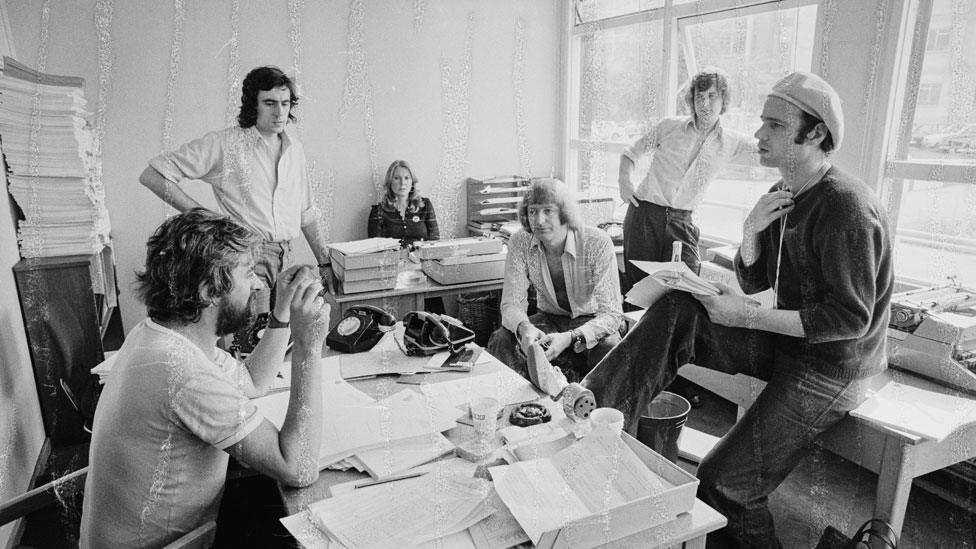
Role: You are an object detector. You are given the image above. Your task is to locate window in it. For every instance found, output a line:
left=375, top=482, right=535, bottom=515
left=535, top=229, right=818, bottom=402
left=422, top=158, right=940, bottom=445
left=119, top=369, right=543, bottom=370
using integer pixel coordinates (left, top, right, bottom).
left=916, top=82, right=942, bottom=106
left=565, top=0, right=818, bottom=243
left=925, top=26, right=951, bottom=51
left=884, top=0, right=976, bottom=287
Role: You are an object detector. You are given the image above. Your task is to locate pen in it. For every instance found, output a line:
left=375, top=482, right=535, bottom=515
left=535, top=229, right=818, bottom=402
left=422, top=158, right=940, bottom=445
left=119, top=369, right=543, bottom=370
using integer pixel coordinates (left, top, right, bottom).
left=353, top=471, right=425, bottom=489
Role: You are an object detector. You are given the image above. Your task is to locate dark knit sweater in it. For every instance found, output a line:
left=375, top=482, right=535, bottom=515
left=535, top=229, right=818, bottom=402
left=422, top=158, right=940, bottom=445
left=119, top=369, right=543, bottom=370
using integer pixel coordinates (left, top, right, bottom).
left=734, top=166, right=893, bottom=380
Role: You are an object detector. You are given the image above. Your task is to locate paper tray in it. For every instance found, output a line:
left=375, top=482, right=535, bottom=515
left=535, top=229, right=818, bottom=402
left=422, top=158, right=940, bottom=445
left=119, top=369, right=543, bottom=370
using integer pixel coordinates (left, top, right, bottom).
left=423, top=257, right=505, bottom=284
left=413, top=237, right=504, bottom=260
left=536, top=432, right=699, bottom=549
left=331, top=247, right=405, bottom=270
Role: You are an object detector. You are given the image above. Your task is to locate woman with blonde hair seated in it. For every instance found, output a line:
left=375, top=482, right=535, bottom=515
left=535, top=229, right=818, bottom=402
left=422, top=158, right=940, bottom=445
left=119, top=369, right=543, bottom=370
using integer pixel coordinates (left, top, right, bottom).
left=367, top=160, right=439, bottom=248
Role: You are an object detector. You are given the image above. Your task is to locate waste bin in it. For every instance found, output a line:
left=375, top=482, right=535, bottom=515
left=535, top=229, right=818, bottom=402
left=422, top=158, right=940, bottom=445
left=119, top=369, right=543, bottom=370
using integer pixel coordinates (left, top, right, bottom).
left=636, top=391, right=691, bottom=463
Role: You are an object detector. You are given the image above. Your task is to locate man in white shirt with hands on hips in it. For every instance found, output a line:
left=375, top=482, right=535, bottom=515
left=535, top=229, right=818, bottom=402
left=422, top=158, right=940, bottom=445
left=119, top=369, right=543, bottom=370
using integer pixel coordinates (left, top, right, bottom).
left=139, top=66, right=331, bottom=352
left=619, top=68, right=756, bottom=293
left=80, top=209, right=331, bottom=548
left=582, top=72, right=893, bottom=547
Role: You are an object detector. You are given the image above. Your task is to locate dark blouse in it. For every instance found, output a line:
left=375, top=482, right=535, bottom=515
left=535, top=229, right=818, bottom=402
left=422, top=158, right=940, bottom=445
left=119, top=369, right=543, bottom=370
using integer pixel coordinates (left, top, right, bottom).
left=367, top=197, right=440, bottom=248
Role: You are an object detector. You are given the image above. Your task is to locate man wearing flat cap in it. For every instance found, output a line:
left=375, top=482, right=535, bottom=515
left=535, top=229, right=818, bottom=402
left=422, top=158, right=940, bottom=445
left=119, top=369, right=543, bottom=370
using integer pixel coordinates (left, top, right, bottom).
left=577, top=72, right=893, bottom=547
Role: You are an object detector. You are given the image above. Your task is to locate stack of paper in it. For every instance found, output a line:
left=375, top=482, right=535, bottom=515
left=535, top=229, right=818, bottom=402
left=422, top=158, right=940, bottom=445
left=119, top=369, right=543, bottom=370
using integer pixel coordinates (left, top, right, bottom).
left=330, top=237, right=406, bottom=293
left=1, top=56, right=110, bottom=257
left=308, top=473, right=494, bottom=549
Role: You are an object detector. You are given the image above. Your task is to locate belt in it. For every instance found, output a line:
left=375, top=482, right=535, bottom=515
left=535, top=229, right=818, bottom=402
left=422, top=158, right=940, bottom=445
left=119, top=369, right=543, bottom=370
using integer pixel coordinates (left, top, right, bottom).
left=630, top=197, right=692, bottom=217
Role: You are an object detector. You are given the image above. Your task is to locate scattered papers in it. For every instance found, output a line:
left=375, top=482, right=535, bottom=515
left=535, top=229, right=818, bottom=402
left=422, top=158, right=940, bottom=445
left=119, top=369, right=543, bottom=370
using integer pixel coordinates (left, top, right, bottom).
left=328, top=457, right=478, bottom=497
left=850, top=381, right=976, bottom=442
left=308, top=473, right=494, bottom=549
left=632, top=260, right=720, bottom=296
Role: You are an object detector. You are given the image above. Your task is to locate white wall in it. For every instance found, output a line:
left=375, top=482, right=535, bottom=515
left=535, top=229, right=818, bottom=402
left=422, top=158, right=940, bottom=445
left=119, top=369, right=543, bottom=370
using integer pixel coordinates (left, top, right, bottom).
left=4, top=0, right=562, bottom=333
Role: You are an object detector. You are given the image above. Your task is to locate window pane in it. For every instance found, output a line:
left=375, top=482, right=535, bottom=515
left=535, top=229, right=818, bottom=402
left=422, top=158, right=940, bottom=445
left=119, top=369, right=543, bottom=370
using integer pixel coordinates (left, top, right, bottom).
left=575, top=0, right=664, bottom=24
left=889, top=179, right=976, bottom=287
left=907, top=0, right=976, bottom=162
left=577, top=20, right=663, bottom=142
left=675, top=3, right=818, bottom=242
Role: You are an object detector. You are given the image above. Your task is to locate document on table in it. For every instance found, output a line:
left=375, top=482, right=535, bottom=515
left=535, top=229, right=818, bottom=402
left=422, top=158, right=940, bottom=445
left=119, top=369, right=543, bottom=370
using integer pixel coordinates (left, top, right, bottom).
left=850, top=381, right=976, bottom=441
left=308, top=474, right=495, bottom=549
left=631, top=260, right=720, bottom=296
left=253, top=380, right=462, bottom=468
left=354, top=432, right=455, bottom=479
left=489, top=434, right=673, bottom=545
left=420, top=369, right=540, bottom=409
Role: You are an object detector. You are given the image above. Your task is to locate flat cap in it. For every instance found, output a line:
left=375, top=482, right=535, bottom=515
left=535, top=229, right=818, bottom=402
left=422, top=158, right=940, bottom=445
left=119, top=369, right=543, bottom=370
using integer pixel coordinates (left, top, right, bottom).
left=768, top=71, right=844, bottom=151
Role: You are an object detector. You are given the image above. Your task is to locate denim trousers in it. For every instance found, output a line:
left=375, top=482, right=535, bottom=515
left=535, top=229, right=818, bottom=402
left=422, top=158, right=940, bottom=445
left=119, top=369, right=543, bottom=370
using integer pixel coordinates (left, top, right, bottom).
left=623, top=199, right=701, bottom=290
left=486, top=312, right=621, bottom=383
left=581, top=292, right=868, bottom=548
left=252, top=240, right=293, bottom=313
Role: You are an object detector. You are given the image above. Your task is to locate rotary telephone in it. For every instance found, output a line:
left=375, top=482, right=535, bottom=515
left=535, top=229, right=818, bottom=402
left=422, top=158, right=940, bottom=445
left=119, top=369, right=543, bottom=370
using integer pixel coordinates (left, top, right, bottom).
left=326, top=305, right=397, bottom=353
left=401, top=311, right=476, bottom=356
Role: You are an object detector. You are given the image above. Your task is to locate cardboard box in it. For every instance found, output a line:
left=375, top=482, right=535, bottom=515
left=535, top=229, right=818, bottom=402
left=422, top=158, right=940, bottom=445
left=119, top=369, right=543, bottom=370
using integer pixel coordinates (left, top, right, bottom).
left=333, top=261, right=401, bottom=283
left=336, top=277, right=397, bottom=294
left=422, top=252, right=506, bottom=285
left=413, top=237, right=504, bottom=260
left=534, top=433, right=699, bottom=549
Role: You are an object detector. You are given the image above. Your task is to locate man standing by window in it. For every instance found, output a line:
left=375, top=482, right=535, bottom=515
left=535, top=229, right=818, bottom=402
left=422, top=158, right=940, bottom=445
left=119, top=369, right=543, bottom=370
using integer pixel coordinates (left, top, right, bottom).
left=619, top=69, right=756, bottom=289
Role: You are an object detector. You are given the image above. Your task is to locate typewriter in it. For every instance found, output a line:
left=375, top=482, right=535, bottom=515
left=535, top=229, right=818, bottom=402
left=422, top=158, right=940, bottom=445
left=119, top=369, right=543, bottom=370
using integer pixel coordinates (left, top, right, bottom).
left=887, top=285, right=976, bottom=393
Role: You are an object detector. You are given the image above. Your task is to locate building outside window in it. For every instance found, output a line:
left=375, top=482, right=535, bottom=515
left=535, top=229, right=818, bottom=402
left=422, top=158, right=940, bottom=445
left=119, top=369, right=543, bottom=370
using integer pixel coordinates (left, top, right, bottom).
left=885, top=0, right=976, bottom=288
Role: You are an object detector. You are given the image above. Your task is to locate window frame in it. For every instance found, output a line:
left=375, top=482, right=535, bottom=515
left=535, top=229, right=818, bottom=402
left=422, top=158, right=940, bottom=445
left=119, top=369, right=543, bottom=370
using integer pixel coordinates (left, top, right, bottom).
left=562, top=0, right=819, bottom=235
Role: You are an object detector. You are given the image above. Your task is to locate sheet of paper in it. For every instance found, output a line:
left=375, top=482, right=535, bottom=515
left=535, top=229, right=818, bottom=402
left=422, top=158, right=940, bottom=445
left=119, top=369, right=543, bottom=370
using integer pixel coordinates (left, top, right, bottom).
left=330, top=237, right=401, bottom=255
left=488, top=461, right=590, bottom=545
left=335, top=351, right=428, bottom=380
left=420, top=369, right=539, bottom=409
left=467, top=489, right=531, bottom=549
left=850, top=381, right=976, bottom=441
left=318, top=389, right=463, bottom=467
left=281, top=510, right=478, bottom=549
left=328, top=456, right=478, bottom=497
left=354, top=432, right=455, bottom=479
left=253, top=373, right=375, bottom=430
left=310, top=474, right=494, bottom=549
left=631, top=260, right=720, bottom=296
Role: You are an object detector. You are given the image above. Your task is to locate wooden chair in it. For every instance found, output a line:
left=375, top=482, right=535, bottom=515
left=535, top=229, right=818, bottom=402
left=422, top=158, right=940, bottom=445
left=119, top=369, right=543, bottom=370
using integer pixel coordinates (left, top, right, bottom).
left=0, top=466, right=217, bottom=549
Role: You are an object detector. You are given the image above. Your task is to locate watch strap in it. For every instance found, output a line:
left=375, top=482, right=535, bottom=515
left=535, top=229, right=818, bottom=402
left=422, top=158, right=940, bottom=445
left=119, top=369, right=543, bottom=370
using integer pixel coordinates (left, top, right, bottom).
left=267, top=310, right=290, bottom=329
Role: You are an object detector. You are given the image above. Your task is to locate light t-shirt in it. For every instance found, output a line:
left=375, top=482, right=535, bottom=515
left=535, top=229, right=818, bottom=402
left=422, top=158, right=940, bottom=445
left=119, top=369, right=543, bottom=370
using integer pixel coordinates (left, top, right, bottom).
left=80, top=319, right=263, bottom=549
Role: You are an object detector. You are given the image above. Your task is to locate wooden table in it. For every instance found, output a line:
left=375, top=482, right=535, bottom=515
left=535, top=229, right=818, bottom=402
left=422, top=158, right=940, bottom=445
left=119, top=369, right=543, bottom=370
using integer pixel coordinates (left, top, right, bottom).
left=274, top=351, right=727, bottom=548
left=677, top=363, right=976, bottom=539
left=324, top=277, right=503, bottom=329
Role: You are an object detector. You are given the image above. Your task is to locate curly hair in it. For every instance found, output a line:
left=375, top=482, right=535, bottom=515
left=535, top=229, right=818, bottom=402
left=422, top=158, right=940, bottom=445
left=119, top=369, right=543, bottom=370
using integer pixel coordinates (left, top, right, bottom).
left=517, top=177, right=582, bottom=233
left=682, top=69, right=730, bottom=118
left=136, top=209, right=258, bottom=324
left=237, top=66, right=299, bottom=128
left=381, top=160, right=423, bottom=212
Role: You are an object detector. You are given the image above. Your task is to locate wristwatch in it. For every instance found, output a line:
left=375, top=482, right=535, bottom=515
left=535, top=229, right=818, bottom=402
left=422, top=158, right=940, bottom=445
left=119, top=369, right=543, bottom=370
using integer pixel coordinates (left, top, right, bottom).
left=570, top=329, right=586, bottom=353
left=267, top=310, right=289, bottom=329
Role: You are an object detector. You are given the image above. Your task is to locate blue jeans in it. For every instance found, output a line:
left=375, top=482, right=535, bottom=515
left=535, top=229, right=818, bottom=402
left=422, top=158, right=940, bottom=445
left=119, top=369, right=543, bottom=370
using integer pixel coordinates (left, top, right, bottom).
left=486, top=312, right=621, bottom=383
left=252, top=240, right=293, bottom=313
left=623, top=199, right=701, bottom=290
left=581, top=292, right=868, bottom=548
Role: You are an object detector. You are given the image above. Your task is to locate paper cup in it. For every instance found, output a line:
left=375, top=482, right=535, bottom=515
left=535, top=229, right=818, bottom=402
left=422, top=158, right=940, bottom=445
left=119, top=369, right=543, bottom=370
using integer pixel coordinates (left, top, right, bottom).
left=470, top=397, right=501, bottom=442
left=589, top=407, right=624, bottom=435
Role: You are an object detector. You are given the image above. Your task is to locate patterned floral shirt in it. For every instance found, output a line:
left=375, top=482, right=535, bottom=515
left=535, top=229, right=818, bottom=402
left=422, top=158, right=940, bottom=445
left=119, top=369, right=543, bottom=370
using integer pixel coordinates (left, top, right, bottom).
left=500, top=225, right=623, bottom=347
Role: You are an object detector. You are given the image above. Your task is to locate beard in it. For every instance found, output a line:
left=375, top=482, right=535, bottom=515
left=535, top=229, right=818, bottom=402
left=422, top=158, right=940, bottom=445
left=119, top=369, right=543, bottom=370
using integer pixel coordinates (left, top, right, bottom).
left=215, top=292, right=256, bottom=337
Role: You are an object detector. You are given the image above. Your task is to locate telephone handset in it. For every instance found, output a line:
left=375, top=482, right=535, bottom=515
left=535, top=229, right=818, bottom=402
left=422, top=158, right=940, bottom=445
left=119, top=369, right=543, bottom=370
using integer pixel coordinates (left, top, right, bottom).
left=402, top=311, right=476, bottom=356
left=326, top=304, right=397, bottom=353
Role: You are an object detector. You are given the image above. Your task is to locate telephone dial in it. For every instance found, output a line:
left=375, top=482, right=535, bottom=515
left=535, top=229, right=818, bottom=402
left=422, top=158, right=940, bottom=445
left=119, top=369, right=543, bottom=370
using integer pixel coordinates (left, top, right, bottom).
left=402, top=311, right=476, bottom=356
left=326, top=305, right=397, bottom=353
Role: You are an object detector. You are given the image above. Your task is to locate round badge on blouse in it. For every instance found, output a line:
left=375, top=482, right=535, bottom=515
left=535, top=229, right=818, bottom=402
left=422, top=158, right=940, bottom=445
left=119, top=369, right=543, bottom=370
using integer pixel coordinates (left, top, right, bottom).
left=412, top=215, right=420, bottom=223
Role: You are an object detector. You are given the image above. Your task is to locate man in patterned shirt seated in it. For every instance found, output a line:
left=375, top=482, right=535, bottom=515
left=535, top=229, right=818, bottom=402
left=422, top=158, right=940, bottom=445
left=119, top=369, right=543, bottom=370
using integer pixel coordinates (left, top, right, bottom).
left=486, top=178, right=623, bottom=383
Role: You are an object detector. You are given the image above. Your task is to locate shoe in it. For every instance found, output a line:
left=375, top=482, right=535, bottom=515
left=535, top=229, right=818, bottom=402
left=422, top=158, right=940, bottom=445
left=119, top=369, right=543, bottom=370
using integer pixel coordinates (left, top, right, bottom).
left=525, top=343, right=568, bottom=397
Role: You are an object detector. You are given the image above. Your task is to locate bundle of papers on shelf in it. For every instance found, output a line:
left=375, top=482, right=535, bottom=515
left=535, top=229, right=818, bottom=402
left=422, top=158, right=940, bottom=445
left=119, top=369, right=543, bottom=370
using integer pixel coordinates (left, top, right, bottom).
left=0, top=56, right=110, bottom=258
